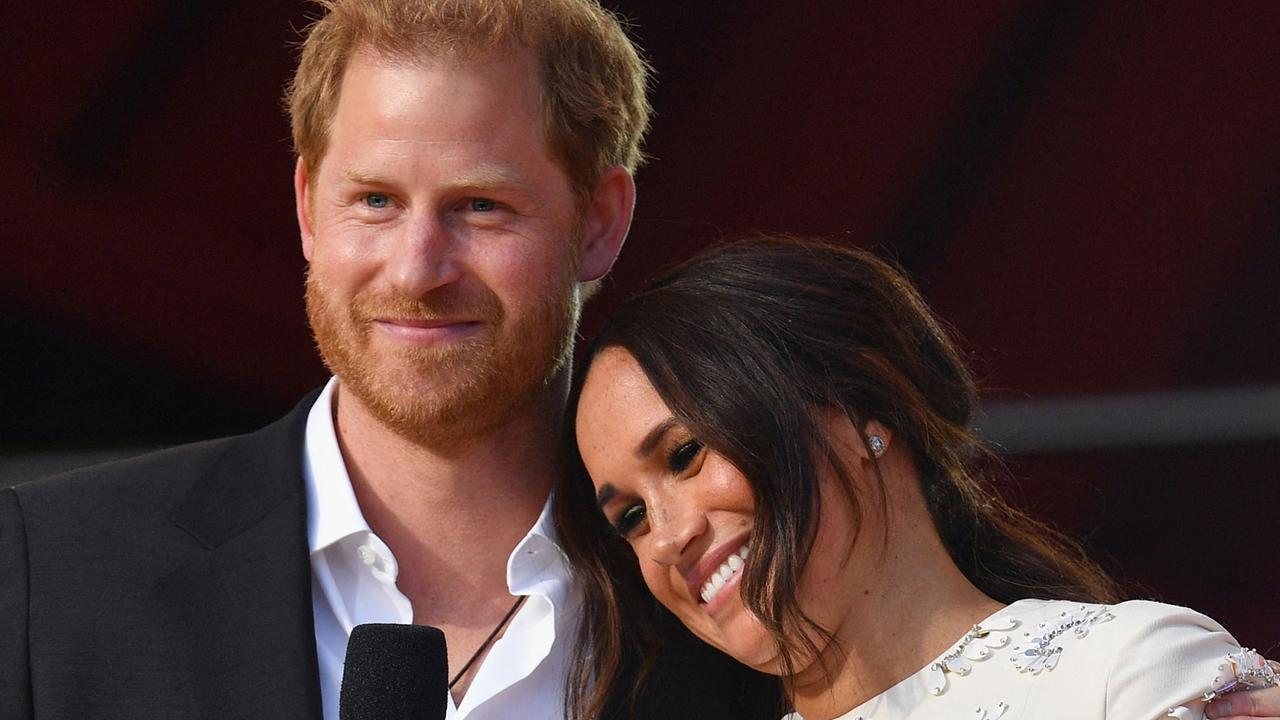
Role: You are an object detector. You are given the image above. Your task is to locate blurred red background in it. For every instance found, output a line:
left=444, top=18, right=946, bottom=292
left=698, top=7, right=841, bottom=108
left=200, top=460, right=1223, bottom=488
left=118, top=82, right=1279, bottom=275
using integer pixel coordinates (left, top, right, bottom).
left=2, top=1, right=1277, bottom=650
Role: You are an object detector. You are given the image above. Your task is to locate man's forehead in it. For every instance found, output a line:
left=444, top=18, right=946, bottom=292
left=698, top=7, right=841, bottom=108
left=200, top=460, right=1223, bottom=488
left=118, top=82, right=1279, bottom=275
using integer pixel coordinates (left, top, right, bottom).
left=330, top=44, right=547, bottom=132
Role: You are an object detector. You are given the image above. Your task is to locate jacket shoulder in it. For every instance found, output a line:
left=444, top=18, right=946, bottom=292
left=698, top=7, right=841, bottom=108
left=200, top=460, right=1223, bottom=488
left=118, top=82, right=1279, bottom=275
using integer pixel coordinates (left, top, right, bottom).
left=14, top=436, right=240, bottom=506
left=9, top=389, right=318, bottom=536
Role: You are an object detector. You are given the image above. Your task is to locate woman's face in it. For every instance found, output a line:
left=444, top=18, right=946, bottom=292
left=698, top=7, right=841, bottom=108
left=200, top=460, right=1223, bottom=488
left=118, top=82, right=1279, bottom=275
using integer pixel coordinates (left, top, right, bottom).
left=575, top=347, right=868, bottom=673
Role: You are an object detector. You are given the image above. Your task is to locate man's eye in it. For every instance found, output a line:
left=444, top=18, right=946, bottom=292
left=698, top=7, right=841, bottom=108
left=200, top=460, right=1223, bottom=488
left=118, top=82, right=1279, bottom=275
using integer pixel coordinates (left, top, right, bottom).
left=470, top=198, right=496, bottom=212
left=364, top=193, right=391, bottom=209
left=612, top=504, right=647, bottom=538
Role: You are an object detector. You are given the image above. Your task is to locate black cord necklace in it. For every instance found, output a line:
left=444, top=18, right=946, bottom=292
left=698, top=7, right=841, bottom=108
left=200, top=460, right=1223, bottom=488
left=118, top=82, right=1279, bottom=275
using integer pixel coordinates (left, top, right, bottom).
left=448, top=595, right=527, bottom=690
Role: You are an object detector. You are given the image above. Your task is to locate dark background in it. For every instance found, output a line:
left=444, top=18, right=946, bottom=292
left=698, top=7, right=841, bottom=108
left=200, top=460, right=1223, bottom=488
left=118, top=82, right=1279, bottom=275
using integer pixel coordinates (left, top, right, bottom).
left=3, top=2, right=1277, bottom=650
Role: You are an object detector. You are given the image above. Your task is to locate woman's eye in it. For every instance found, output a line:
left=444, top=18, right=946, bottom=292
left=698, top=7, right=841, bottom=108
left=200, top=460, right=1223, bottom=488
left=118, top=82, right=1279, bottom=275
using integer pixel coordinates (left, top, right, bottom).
left=363, top=193, right=391, bottom=209
left=668, top=439, right=704, bottom=473
left=469, top=198, right=496, bottom=212
left=612, top=503, right=647, bottom=537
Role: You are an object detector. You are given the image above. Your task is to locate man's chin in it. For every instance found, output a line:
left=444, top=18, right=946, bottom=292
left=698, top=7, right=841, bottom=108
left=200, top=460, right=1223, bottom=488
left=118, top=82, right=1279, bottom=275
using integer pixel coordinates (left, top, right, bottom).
left=314, top=291, right=577, bottom=448
left=337, top=363, right=490, bottom=437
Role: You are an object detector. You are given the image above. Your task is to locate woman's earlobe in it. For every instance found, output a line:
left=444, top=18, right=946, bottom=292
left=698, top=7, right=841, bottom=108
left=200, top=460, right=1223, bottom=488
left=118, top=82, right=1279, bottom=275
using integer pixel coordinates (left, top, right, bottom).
left=861, top=420, right=893, bottom=459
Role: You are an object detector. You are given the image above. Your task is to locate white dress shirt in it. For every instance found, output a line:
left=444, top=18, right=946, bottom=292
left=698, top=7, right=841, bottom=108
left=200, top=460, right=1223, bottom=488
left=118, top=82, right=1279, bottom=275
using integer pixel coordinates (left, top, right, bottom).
left=303, top=378, right=577, bottom=720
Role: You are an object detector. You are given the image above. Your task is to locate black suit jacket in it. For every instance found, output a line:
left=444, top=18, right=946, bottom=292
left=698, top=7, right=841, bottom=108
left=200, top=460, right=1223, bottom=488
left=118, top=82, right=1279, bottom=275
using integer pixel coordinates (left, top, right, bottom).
left=0, top=393, right=782, bottom=720
left=1, top=394, right=322, bottom=719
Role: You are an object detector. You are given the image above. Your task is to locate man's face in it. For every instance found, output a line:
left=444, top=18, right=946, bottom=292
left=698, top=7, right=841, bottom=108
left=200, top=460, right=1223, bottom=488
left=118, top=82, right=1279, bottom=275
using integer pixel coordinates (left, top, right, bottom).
left=297, top=48, right=603, bottom=446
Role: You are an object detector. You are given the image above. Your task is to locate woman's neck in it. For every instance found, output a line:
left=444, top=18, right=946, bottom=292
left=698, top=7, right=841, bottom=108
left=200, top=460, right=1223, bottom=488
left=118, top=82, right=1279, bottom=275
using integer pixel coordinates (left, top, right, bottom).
left=786, top=503, right=1004, bottom=720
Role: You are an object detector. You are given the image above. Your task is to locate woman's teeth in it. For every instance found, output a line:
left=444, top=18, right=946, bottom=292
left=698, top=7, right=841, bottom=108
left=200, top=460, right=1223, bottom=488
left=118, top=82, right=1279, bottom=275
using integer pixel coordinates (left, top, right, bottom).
left=700, top=543, right=750, bottom=604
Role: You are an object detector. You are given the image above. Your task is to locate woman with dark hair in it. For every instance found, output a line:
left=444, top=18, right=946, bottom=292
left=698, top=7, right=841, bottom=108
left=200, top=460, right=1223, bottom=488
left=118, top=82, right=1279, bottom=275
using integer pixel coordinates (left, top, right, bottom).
left=553, top=236, right=1278, bottom=720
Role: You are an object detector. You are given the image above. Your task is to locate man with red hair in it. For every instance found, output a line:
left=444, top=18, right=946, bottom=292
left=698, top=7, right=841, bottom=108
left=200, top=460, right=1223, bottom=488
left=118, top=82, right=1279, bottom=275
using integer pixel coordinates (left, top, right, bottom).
left=0, top=2, right=773, bottom=718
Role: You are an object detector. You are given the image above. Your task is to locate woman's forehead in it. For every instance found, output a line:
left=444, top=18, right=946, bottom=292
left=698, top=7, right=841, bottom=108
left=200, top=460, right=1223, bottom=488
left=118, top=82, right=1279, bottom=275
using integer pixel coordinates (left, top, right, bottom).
left=580, top=349, right=649, bottom=410
left=576, top=349, right=671, bottom=452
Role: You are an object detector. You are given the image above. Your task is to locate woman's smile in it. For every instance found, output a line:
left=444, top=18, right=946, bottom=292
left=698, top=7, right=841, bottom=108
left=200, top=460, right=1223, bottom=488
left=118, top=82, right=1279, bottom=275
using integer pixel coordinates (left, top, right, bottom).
left=693, top=538, right=750, bottom=610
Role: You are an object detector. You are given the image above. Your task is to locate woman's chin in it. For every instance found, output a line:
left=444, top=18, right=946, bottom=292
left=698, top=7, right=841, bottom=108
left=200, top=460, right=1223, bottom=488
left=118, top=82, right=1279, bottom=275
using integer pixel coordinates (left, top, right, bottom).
left=693, top=599, right=786, bottom=675
left=727, top=636, right=786, bottom=676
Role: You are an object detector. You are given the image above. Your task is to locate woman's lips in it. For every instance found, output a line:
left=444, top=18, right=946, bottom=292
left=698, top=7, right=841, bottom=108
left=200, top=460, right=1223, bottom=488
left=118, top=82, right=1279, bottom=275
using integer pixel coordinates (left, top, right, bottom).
left=685, top=533, right=751, bottom=614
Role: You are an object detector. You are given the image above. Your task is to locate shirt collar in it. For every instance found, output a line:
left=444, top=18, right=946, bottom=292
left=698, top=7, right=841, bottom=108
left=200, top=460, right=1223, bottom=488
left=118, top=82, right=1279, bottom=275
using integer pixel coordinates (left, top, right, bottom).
left=304, top=376, right=573, bottom=594
left=507, top=492, right=573, bottom=597
left=304, top=377, right=371, bottom=554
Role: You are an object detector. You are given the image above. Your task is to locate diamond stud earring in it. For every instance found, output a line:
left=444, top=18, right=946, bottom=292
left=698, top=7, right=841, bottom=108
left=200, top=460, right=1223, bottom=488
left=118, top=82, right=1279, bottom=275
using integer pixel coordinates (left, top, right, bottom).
left=868, top=435, right=886, bottom=458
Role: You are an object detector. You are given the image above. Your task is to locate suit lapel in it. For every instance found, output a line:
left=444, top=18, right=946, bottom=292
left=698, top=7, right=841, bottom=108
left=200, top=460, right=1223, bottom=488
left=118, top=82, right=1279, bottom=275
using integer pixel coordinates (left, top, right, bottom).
left=157, top=392, right=323, bottom=720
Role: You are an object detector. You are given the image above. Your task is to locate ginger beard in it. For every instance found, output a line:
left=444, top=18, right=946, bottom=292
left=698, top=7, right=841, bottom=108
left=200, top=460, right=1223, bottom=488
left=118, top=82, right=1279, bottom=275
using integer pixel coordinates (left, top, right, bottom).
left=304, top=250, right=582, bottom=449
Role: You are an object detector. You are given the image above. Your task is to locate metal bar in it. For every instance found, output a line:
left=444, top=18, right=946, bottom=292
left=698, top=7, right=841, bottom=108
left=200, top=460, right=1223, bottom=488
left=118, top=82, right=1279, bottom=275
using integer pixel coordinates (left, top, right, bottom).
left=973, top=385, right=1280, bottom=453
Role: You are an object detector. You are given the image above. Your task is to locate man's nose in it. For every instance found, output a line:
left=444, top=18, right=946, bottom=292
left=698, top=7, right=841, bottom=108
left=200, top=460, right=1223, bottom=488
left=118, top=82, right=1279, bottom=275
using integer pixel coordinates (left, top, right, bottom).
left=648, top=494, right=707, bottom=567
left=387, top=215, right=463, bottom=298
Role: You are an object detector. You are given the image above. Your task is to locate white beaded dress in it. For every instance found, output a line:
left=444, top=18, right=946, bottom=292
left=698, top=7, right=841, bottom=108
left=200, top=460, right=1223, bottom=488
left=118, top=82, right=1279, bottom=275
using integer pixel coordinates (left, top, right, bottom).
left=782, top=599, right=1274, bottom=720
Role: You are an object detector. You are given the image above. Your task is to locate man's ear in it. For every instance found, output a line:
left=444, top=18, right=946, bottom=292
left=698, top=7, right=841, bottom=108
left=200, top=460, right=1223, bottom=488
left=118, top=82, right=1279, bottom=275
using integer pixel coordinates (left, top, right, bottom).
left=577, top=165, right=636, bottom=282
left=294, top=158, right=316, bottom=261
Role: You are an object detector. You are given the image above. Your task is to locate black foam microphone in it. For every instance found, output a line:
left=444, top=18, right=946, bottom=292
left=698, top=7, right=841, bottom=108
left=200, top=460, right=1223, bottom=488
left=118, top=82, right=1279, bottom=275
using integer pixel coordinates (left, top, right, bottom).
left=340, top=623, right=449, bottom=720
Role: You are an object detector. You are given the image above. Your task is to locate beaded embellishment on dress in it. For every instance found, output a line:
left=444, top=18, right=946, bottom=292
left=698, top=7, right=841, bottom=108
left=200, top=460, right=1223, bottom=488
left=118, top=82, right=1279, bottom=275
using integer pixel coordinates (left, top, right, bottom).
left=1009, top=605, right=1115, bottom=675
left=926, top=616, right=1021, bottom=695
left=972, top=701, right=1010, bottom=719
left=1166, top=648, right=1280, bottom=719
left=787, top=601, right=1259, bottom=720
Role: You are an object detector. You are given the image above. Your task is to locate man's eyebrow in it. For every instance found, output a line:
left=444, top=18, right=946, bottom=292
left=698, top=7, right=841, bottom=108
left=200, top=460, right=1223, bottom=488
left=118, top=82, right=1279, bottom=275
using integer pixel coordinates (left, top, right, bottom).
left=339, top=166, right=530, bottom=192
left=341, top=168, right=389, bottom=185
left=450, top=166, right=526, bottom=190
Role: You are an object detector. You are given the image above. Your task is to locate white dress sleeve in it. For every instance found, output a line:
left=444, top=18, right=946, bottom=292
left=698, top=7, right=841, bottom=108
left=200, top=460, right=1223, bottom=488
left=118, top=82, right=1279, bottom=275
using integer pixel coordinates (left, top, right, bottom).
left=1102, top=600, right=1269, bottom=720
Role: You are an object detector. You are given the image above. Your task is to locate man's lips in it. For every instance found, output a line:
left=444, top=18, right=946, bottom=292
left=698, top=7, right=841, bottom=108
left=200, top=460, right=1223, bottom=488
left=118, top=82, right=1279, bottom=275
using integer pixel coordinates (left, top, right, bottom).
left=372, top=318, right=483, bottom=344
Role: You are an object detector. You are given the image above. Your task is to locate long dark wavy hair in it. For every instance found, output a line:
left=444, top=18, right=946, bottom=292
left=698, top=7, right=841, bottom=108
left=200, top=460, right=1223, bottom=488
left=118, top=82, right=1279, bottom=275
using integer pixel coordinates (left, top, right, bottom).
left=553, top=236, right=1121, bottom=720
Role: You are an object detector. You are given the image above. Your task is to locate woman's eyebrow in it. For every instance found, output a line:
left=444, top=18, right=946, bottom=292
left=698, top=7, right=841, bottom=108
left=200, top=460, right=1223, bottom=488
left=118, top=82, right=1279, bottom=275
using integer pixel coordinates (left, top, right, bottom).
left=636, top=416, right=679, bottom=458
left=594, top=417, right=682, bottom=509
left=596, top=484, right=617, bottom=509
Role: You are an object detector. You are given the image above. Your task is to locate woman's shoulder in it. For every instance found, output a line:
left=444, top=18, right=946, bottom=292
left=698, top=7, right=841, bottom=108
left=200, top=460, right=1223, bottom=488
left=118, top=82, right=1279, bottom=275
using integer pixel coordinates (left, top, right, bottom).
left=989, top=598, right=1227, bottom=654
left=1000, top=598, right=1238, bottom=680
left=785, top=599, right=1272, bottom=720
left=998, top=598, right=1234, bottom=654
left=1003, top=597, right=1223, bottom=627
left=1002, top=598, right=1266, bottom=719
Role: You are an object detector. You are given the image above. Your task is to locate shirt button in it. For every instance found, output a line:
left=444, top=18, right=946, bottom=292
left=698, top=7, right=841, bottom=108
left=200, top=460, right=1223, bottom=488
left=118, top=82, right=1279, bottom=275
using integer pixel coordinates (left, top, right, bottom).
left=356, top=541, right=398, bottom=583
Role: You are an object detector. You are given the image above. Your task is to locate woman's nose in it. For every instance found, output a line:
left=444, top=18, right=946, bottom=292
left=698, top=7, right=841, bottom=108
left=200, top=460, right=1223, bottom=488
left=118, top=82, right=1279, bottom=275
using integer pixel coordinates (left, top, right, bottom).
left=648, top=494, right=707, bottom=566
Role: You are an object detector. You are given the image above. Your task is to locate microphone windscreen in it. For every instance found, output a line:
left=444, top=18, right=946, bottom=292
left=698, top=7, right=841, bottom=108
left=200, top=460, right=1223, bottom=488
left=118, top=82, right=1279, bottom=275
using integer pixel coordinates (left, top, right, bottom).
left=340, top=623, right=449, bottom=720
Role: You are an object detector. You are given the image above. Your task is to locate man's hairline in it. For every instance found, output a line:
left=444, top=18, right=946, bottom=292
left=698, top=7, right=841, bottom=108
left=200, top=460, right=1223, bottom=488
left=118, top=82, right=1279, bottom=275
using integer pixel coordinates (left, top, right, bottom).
left=299, top=41, right=600, bottom=210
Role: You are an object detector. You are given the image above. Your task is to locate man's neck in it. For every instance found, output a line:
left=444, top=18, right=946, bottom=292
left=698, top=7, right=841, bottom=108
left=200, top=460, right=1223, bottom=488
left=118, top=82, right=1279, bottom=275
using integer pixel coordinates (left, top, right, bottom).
left=330, top=379, right=561, bottom=620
